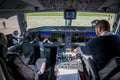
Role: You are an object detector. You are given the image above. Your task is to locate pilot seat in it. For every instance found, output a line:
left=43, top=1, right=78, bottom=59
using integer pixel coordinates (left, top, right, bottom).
left=88, top=57, right=120, bottom=80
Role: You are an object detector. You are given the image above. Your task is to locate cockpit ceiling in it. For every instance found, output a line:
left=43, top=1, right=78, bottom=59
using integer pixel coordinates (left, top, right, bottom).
left=0, top=0, right=120, bottom=12
left=39, top=0, right=107, bottom=11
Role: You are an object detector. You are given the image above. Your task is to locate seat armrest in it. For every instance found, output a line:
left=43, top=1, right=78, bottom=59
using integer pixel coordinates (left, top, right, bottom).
left=88, top=58, right=99, bottom=80
left=35, top=58, right=46, bottom=72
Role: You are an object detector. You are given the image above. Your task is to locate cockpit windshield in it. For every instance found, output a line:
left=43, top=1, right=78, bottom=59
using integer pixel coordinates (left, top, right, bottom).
left=26, top=12, right=115, bottom=29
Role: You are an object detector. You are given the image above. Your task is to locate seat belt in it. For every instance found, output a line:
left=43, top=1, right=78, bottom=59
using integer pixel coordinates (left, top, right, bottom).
left=0, top=65, right=6, bottom=80
left=115, top=18, right=120, bottom=34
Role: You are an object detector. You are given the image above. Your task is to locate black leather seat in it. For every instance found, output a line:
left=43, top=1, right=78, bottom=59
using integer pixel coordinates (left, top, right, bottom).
left=0, top=33, right=15, bottom=80
left=88, top=58, right=99, bottom=80
left=98, top=57, right=120, bottom=80
left=0, top=32, right=51, bottom=80
left=88, top=57, right=120, bottom=80
left=0, top=57, right=15, bottom=80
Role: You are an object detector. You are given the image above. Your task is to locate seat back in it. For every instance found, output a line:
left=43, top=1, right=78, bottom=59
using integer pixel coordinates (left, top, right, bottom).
left=98, top=57, right=120, bottom=80
left=0, top=64, right=5, bottom=80
left=7, top=54, right=35, bottom=80
left=88, top=57, right=120, bottom=80
left=0, top=58, right=15, bottom=80
left=0, top=33, right=8, bottom=59
left=0, top=33, right=15, bottom=80
left=0, top=32, right=35, bottom=80
left=0, top=33, right=7, bottom=47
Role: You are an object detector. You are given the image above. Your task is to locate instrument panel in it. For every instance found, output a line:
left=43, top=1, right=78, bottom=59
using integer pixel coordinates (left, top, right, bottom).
left=26, top=26, right=96, bottom=55
left=28, top=26, right=96, bottom=43
left=27, top=28, right=96, bottom=43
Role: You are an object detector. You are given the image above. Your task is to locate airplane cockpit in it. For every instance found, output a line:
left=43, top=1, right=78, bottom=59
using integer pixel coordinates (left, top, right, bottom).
left=0, top=0, right=120, bottom=80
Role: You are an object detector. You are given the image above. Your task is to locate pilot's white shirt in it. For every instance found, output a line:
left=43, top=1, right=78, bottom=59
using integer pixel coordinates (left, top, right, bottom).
left=100, top=31, right=114, bottom=36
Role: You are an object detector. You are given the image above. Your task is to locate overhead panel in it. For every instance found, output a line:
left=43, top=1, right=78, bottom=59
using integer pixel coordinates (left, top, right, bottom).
left=22, top=0, right=44, bottom=10
left=98, top=0, right=120, bottom=12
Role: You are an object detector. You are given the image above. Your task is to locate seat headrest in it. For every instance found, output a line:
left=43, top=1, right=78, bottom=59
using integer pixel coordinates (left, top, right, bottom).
left=0, top=33, right=8, bottom=59
left=0, top=33, right=7, bottom=47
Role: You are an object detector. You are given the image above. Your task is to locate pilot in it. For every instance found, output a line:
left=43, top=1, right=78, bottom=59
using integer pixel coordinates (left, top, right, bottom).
left=12, top=30, right=23, bottom=44
left=12, top=30, right=19, bottom=44
left=75, top=20, right=120, bottom=71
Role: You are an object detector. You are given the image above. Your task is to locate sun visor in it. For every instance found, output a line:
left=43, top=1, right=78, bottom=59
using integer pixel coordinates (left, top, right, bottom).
left=98, top=0, right=120, bottom=12
left=21, top=0, right=44, bottom=10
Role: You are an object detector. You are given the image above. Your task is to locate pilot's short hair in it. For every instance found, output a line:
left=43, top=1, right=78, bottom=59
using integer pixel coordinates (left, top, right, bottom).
left=96, top=20, right=110, bottom=31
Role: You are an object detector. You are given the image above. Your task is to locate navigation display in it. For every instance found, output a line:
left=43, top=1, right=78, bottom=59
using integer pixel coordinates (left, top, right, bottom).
left=72, top=33, right=96, bottom=43
left=85, top=33, right=96, bottom=42
left=72, top=33, right=85, bottom=42
left=40, top=32, right=51, bottom=41
left=51, top=33, right=65, bottom=43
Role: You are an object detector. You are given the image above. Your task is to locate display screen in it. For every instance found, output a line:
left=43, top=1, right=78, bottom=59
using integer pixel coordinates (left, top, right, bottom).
left=72, top=33, right=96, bottom=43
left=72, top=33, right=85, bottom=42
left=51, top=33, right=65, bottom=43
left=64, top=9, right=76, bottom=19
left=40, top=32, right=51, bottom=41
left=85, top=33, right=96, bottom=42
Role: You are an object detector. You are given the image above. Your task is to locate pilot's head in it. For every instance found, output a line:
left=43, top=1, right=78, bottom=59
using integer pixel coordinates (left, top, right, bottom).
left=13, top=30, right=19, bottom=36
left=95, top=20, right=110, bottom=36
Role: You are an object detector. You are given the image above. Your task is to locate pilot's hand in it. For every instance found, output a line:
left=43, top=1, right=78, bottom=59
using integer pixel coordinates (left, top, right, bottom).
left=73, top=49, right=79, bottom=56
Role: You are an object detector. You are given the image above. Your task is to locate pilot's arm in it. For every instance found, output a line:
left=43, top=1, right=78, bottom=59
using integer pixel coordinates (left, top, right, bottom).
left=43, top=38, right=51, bottom=43
left=74, top=46, right=93, bottom=59
left=74, top=39, right=94, bottom=59
left=74, top=37, right=97, bottom=56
